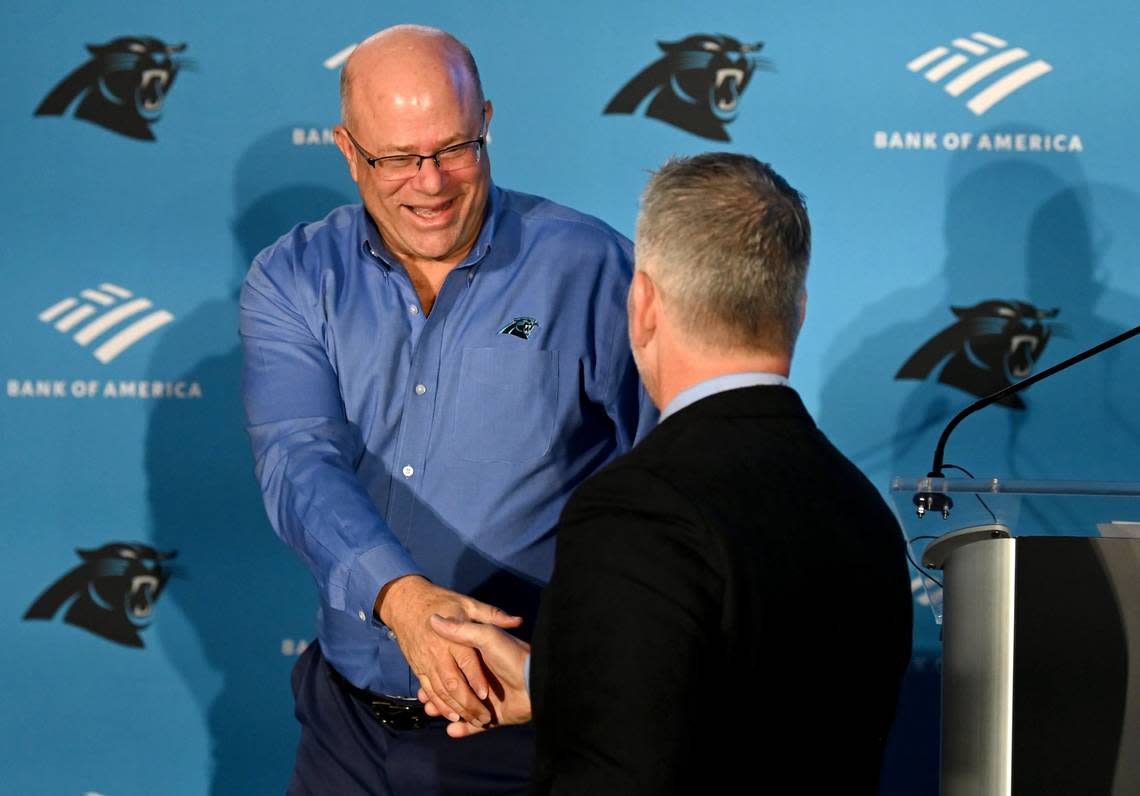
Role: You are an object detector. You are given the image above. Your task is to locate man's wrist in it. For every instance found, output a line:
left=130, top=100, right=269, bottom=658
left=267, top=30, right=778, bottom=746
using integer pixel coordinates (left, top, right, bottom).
left=374, top=573, right=428, bottom=627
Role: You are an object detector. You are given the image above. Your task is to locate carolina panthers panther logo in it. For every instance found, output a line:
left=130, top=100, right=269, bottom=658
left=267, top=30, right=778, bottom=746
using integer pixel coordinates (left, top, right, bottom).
left=24, top=542, right=177, bottom=647
left=896, top=300, right=1061, bottom=409
left=34, top=36, right=190, bottom=141
left=499, top=317, right=540, bottom=340
left=604, top=34, right=771, bottom=141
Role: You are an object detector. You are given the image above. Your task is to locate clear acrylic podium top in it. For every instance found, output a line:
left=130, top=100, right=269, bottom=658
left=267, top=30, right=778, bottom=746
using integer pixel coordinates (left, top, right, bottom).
left=890, top=477, right=1140, bottom=623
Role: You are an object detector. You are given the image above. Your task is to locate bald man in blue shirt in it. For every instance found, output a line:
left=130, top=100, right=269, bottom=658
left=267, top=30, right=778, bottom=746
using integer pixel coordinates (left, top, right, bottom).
left=239, top=24, right=654, bottom=796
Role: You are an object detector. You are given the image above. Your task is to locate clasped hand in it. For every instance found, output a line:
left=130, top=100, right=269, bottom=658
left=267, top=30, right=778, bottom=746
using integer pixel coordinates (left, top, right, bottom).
left=376, top=575, right=523, bottom=729
left=422, top=613, right=533, bottom=737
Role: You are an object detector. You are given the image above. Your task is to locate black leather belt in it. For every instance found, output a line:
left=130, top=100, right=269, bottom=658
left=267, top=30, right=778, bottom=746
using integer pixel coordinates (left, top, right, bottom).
left=328, top=665, right=444, bottom=731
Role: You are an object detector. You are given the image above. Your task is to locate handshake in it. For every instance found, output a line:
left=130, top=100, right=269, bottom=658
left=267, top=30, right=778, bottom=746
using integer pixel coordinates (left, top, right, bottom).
left=418, top=614, right=533, bottom=738
left=378, top=575, right=533, bottom=738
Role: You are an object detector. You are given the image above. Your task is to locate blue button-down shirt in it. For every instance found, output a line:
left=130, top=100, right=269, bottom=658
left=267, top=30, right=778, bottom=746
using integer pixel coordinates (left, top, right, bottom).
left=240, top=185, right=656, bottom=696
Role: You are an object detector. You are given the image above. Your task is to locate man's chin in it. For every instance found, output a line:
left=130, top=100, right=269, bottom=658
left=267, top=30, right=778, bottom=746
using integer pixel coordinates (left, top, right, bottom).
left=395, top=231, right=468, bottom=264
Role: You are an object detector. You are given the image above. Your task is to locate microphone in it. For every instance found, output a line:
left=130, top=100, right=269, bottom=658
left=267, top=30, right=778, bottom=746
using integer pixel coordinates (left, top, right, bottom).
left=913, top=321, right=1140, bottom=518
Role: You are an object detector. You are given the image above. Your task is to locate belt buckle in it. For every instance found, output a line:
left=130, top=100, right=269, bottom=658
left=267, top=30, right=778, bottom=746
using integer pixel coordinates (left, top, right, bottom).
left=369, top=699, right=424, bottom=731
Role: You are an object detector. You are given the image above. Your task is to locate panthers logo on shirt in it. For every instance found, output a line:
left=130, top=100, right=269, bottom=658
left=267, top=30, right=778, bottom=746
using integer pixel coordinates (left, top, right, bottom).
left=499, top=317, right=540, bottom=340
left=34, top=36, right=191, bottom=141
left=604, top=34, right=771, bottom=141
left=896, top=299, right=1061, bottom=409
left=24, top=542, right=177, bottom=647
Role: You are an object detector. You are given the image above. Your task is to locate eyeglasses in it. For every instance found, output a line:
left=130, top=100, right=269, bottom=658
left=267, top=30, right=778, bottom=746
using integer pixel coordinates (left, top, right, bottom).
left=342, top=115, right=486, bottom=181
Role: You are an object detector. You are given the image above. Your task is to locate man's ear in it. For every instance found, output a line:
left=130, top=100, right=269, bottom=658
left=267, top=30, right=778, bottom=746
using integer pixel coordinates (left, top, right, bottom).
left=483, top=99, right=494, bottom=134
left=628, top=269, right=657, bottom=349
left=333, top=125, right=361, bottom=183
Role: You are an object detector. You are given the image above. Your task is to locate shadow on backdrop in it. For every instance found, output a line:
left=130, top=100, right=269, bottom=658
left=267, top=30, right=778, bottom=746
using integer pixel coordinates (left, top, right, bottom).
left=146, top=127, right=353, bottom=794
left=817, top=130, right=1140, bottom=795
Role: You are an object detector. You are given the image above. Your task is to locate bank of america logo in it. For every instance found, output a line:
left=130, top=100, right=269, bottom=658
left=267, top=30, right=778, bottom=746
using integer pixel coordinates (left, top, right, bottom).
left=38, top=283, right=174, bottom=363
left=323, top=44, right=355, bottom=69
left=907, top=32, right=1052, bottom=115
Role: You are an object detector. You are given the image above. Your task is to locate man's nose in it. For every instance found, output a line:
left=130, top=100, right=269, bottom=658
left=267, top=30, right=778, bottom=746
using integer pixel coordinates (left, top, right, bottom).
left=410, top=156, right=446, bottom=193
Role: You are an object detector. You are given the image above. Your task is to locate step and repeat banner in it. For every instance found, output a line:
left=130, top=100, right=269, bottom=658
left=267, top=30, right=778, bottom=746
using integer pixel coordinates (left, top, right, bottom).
left=3, top=3, right=1139, bottom=794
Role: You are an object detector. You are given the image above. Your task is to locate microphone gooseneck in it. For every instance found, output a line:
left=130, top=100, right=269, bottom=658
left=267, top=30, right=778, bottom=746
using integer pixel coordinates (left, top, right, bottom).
left=914, top=322, right=1140, bottom=518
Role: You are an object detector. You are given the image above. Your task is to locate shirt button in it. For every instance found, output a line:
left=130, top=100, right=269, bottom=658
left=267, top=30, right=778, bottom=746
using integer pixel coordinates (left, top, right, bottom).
left=357, top=610, right=367, bottom=622
left=408, top=305, right=419, bottom=315
left=387, top=629, right=397, bottom=641
left=415, top=384, right=427, bottom=395
left=402, top=465, right=414, bottom=477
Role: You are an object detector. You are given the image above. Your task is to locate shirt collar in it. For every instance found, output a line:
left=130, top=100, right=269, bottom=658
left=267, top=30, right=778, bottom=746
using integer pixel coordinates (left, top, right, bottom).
left=659, top=372, right=789, bottom=423
left=360, top=183, right=501, bottom=271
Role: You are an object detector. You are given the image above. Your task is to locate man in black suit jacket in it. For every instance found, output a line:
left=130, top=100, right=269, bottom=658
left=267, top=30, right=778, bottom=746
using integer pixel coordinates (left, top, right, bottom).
left=427, top=153, right=913, bottom=794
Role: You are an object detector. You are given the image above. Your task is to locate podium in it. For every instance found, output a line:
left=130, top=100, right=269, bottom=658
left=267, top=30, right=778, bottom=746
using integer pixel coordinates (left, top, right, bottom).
left=892, top=478, right=1140, bottom=796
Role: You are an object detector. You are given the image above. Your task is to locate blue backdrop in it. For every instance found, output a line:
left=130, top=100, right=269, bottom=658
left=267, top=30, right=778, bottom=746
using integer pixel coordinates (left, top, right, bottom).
left=4, top=3, right=1139, bottom=793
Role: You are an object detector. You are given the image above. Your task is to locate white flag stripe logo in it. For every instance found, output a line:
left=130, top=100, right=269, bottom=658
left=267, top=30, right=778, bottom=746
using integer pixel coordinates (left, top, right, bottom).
left=100, top=283, right=133, bottom=299
left=952, top=38, right=989, bottom=56
left=94, top=311, right=174, bottom=364
left=74, top=298, right=152, bottom=345
left=38, top=284, right=175, bottom=363
left=324, top=44, right=356, bottom=70
left=925, top=54, right=968, bottom=82
left=80, top=289, right=115, bottom=305
left=56, top=305, right=97, bottom=332
left=967, top=61, right=1053, bottom=116
left=972, top=32, right=1008, bottom=48
left=945, top=49, right=1029, bottom=96
left=907, top=47, right=948, bottom=72
left=39, top=298, right=78, bottom=322
left=908, top=32, right=1052, bottom=115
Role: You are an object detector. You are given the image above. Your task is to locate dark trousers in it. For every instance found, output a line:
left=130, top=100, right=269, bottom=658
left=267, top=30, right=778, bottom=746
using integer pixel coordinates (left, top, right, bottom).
left=288, top=641, right=536, bottom=796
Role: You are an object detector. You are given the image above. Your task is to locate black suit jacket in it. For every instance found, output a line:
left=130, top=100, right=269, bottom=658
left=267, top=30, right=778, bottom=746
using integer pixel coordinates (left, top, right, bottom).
left=530, top=386, right=912, bottom=795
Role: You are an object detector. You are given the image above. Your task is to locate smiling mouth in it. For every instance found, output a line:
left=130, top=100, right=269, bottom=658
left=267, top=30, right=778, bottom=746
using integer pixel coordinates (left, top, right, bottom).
left=406, top=199, right=454, bottom=219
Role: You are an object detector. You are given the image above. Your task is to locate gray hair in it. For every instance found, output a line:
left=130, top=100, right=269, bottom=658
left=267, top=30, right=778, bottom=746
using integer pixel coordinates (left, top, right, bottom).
left=636, top=152, right=811, bottom=355
left=340, top=26, right=484, bottom=126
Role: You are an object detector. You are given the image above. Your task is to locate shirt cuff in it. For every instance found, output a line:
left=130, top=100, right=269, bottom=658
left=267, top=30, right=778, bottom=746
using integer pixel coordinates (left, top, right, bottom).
left=524, top=652, right=532, bottom=694
left=344, top=542, right=422, bottom=626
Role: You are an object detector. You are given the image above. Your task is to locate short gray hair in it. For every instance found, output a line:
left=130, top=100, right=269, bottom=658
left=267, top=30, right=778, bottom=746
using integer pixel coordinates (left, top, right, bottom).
left=636, top=152, right=811, bottom=355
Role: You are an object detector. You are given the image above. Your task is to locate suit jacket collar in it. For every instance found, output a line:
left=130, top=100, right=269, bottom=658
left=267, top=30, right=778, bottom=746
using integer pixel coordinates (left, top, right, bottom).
left=658, top=384, right=814, bottom=427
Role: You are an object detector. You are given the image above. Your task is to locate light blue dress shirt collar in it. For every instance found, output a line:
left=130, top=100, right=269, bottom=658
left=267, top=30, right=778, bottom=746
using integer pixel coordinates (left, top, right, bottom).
left=659, top=372, right=789, bottom=423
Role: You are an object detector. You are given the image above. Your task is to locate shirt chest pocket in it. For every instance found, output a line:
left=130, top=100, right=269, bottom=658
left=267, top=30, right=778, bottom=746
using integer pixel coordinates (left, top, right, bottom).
left=449, top=346, right=558, bottom=463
